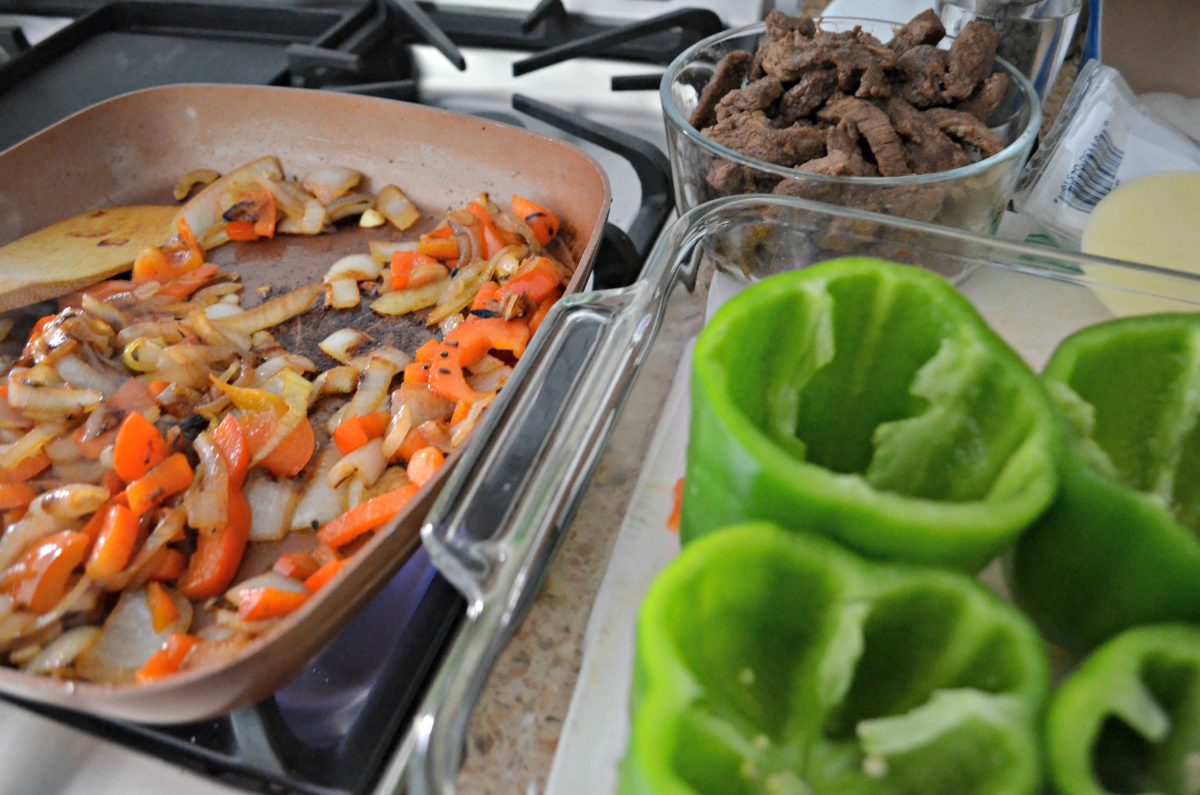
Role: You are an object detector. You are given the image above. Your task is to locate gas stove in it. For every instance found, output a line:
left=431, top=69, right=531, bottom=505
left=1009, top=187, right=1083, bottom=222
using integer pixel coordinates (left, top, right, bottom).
left=0, top=1, right=761, bottom=794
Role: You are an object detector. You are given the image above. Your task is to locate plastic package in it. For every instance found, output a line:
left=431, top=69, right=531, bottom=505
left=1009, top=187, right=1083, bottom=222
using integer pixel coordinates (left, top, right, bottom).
left=1014, top=60, right=1200, bottom=247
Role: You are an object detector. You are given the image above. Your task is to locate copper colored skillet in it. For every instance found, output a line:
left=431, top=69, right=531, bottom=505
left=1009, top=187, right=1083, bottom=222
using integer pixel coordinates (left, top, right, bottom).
left=0, top=84, right=610, bottom=723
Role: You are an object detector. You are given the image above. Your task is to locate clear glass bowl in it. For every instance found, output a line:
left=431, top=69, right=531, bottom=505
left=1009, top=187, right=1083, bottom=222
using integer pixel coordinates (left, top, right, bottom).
left=660, top=17, right=1042, bottom=234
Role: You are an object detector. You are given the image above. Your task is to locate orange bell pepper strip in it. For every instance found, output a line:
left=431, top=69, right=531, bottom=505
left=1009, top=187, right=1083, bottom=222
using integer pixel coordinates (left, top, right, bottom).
left=667, top=477, right=684, bottom=533
left=529, top=288, right=563, bottom=334
left=225, top=221, right=258, bottom=242
left=274, top=551, right=320, bottom=581
left=303, top=558, right=348, bottom=593
left=450, top=400, right=472, bottom=426
left=178, top=421, right=250, bottom=602
left=511, top=194, right=561, bottom=246
left=178, top=482, right=249, bottom=601
left=101, top=469, right=125, bottom=495
left=469, top=281, right=501, bottom=316
left=393, top=426, right=431, bottom=464
left=145, top=581, right=180, bottom=633
left=333, top=412, right=389, bottom=455
left=0, top=483, right=36, bottom=511
left=84, top=503, right=140, bottom=581
left=466, top=202, right=509, bottom=260
left=3, top=531, right=89, bottom=613
left=213, top=414, right=248, bottom=489
left=391, top=251, right=445, bottom=291
left=131, top=246, right=175, bottom=285
left=0, top=450, right=50, bottom=484
left=113, top=412, right=169, bottom=483
left=135, top=633, right=198, bottom=683
left=241, top=411, right=314, bottom=478
left=237, top=587, right=309, bottom=622
left=403, top=361, right=431, bottom=385
left=317, top=484, right=421, bottom=549
left=428, top=317, right=531, bottom=404
left=418, top=234, right=460, bottom=261
left=498, top=257, right=564, bottom=306
left=80, top=492, right=123, bottom=544
left=125, top=453, right=193, bottom=517
left=155, top=263, right=220, bottom=302
left=406, top=446, right=444, bottom=487
left=146, top=547, right=186, bottom=583
left=414, top=339, right=440, bottom=362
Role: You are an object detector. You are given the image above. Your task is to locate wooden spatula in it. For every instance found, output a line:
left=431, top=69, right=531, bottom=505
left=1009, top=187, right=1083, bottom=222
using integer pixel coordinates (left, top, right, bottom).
left=0, top=205, right=177, bottom=313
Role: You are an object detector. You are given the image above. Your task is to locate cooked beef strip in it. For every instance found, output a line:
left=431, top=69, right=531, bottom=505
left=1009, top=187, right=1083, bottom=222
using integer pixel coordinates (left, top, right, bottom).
left=888, top=9, right=945, bottom=52
left=750, top=48, right=767, bottom=80
left=760, top=27, right=896, bottom=88
left=818, top=96, right=911, bottom=176
left=896, top=45, right=948, bottom=107
left=924, top=107, right=1004, bottom=156
left=702, top=111, right=826, bottom=165
left=958, top=71, right=1010, bottom=122
left=943, top=20, right=1002, bottom=100
left=715, top=76, right=784, bottom=121
left=765, top=9, right=816, bottom=41
left=706, top=160, right=753, bottom=195
left=800, top=120, right=878, bottom=177
left=778, top=69, right=838, bottom=125
left=773, top=177, right=945, bottom=225
left=885, top=96, right=970, bottom=174
left=855, top=62, right=892, bottom=99
left=758, top=30, right=824, bottom=81
left=689, top=50, right=754, bottom=129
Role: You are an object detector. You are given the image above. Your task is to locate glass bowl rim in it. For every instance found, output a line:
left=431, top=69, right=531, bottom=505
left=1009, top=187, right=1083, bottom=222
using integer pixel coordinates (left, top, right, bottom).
left=659, top=16, right=1043, bottom=188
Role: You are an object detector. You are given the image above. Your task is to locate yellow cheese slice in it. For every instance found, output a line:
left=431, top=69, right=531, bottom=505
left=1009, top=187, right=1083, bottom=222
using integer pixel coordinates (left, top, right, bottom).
left=1081, top=171, right=1200, bottom=316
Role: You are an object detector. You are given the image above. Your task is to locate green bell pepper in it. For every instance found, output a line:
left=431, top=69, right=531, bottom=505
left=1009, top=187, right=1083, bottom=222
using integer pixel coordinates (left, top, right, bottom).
left=1009, top=314, right=1200, bottom=652
left=682, top=258, right=1060, bottom=570
left=1047, top=624, right=1200, bottom=795
left=620, top=523, right=1049, bottom=795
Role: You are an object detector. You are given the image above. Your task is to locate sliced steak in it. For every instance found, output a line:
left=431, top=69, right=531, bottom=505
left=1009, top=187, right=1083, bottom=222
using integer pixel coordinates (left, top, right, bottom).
left=765, top=9, right=815, bottom=41
left=896, top=45, right=948, bottom=108
left=778, top=69, right=838, bottom=125
left=706, top=160, right=753, bottom=195
left=925, top=107, right=1005, bottom=156
left=943, top=20, right=1002, bottom=100
left=800, top=120, right=878, bottom=177
left=888, top=9, right=945, bottom=53
left=715, top=76, right=784, bottom=121
left=818, top=96, right=911, bottom=176
left=885, top=96, right=970, bottom=174
left=702, top=111, right=826, bottom=165
left=855, top=62, right=892, bottom=100
left=689, top=50, right=753, bottom=129
left=958, top=71, right=1011, bottom=122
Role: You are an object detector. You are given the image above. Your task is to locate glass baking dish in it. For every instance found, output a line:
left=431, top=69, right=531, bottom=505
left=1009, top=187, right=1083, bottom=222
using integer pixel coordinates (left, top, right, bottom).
left=399, top=194, right=1200, bottom=793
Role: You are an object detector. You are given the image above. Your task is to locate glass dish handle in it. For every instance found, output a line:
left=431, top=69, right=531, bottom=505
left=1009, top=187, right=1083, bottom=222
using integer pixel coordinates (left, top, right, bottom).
left=407, top=214, right=702, bottom=794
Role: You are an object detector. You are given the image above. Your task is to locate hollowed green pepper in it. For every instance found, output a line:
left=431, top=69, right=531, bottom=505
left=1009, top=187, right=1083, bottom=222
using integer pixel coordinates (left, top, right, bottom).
left=619, top=523, right=1049, bottom=795
left=1047, top=624, right=1200, bottom=795
left=682, top=258, right=1060, bottom=570
left=1009, top=314, right=1200, bottom=652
